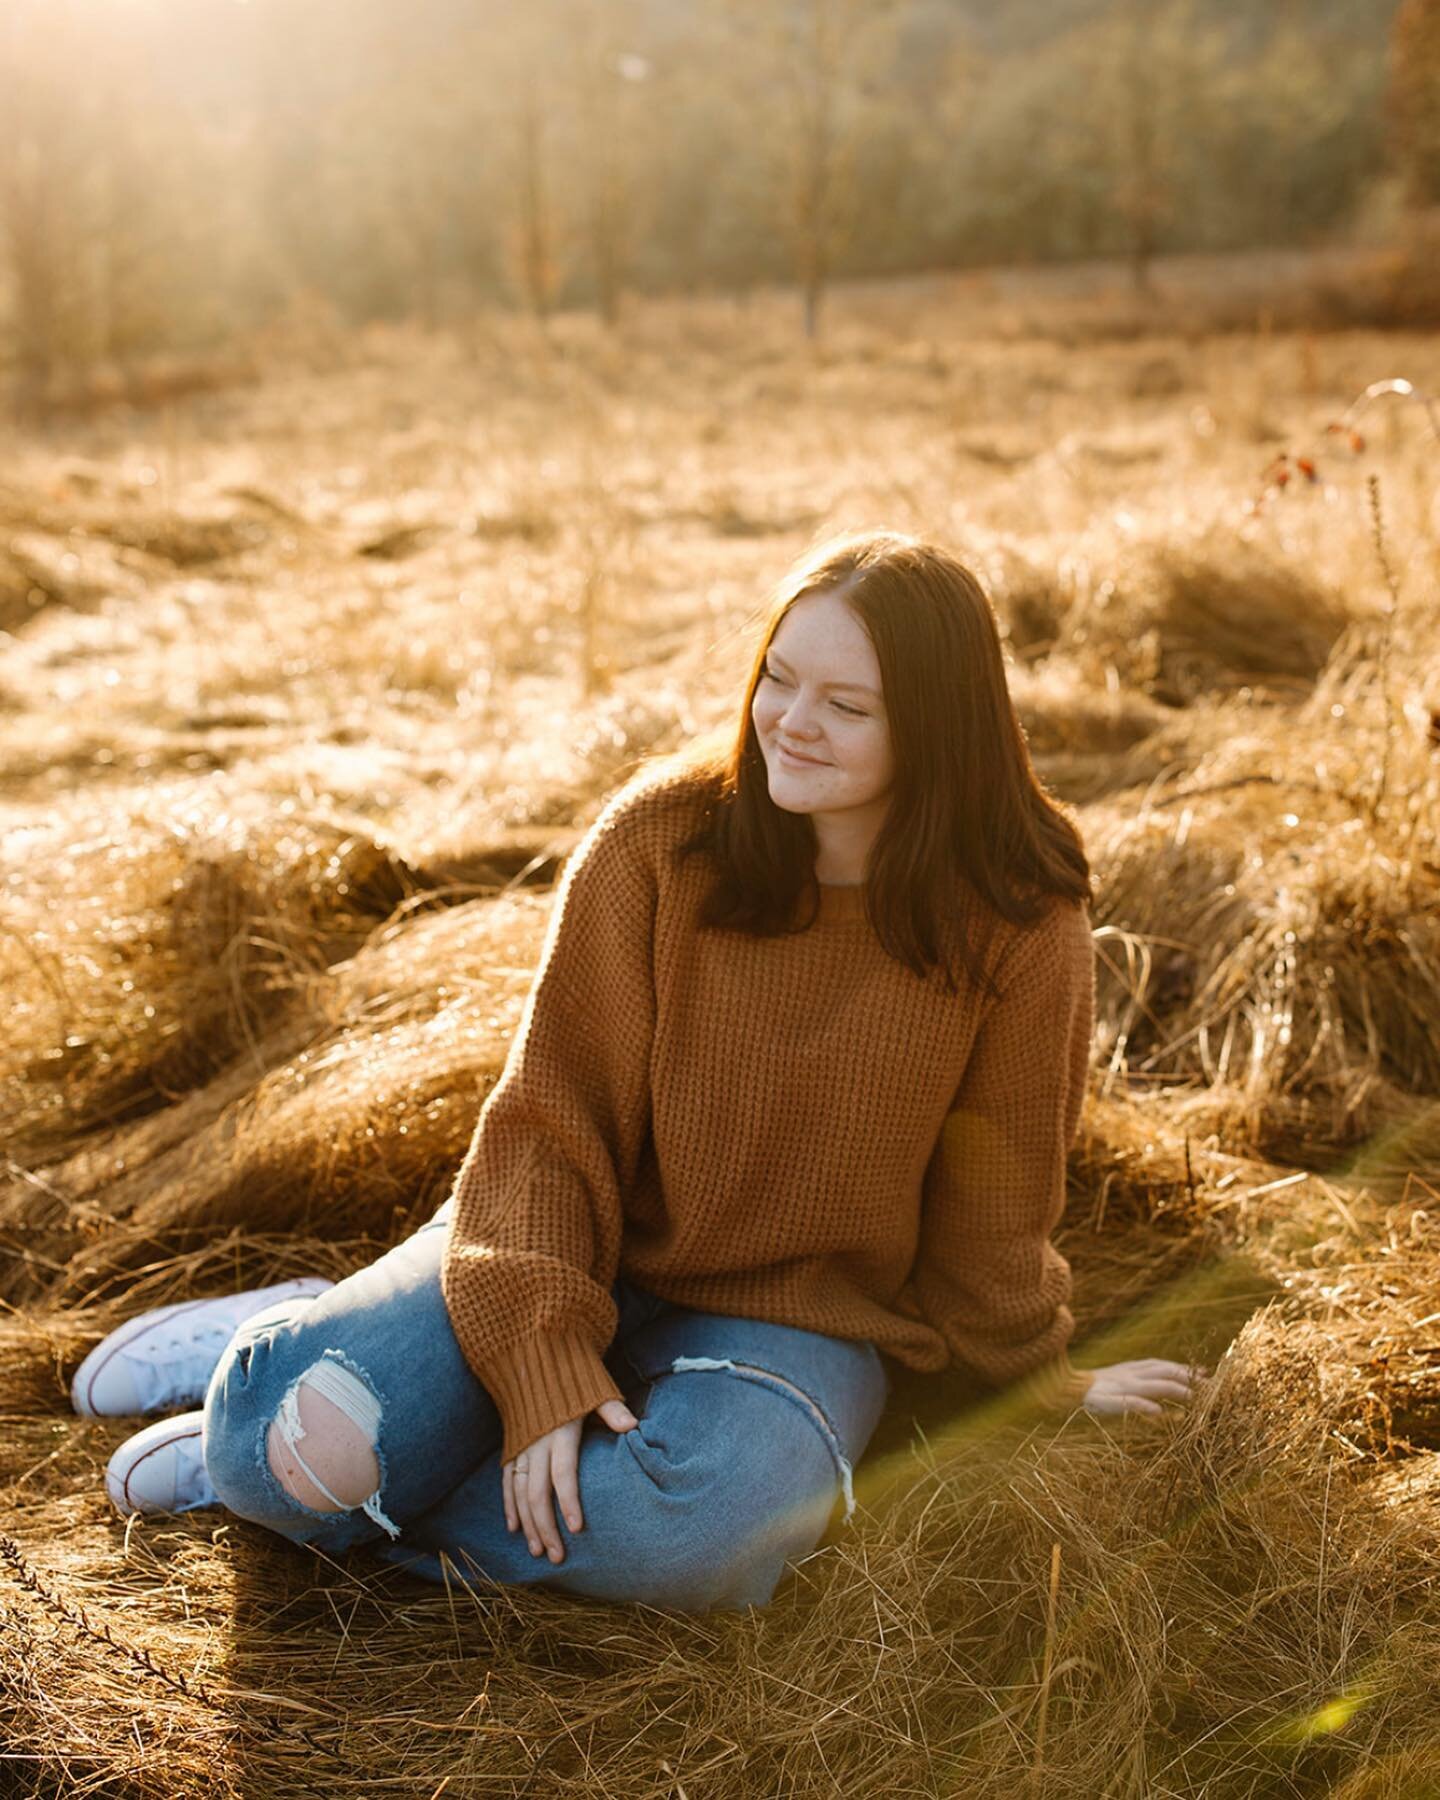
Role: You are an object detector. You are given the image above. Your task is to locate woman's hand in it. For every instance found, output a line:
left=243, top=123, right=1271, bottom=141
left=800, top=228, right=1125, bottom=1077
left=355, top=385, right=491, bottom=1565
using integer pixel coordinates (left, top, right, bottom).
left=1081, top=1358, right=1207, bottom=1417
left=502, top=1397, right=639, bottom=1564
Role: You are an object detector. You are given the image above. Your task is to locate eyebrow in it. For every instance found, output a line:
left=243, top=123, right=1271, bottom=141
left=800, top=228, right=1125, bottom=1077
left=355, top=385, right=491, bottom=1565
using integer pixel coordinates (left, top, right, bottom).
left=766, top=650, right=881, bottom=699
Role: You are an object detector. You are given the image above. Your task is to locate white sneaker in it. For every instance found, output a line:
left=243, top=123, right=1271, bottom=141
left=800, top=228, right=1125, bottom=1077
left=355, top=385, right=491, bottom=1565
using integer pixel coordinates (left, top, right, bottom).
left=105, top=1411, right=216, bottom=1516
left=72, top=1278, right=334, bottom=1418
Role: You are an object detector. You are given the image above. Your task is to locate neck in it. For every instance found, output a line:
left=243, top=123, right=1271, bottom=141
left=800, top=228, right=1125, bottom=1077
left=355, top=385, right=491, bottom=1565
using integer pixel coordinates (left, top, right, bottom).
left=810, top=812, right=885, bottom=887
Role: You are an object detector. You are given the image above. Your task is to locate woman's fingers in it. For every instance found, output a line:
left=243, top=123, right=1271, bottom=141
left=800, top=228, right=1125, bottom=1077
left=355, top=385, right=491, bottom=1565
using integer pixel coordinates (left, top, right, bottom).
left=502, top=1432, right=573, bottom=1561
left=1083, top=1356, right=1211, bottom=1416
left=1148, top=1377, right=1198, bottom=1400
left=596, top=1398, right=639, bottom=1434
left=1119, top=1360, right=1206, bottom=1396
left=524, top=1438, right=568, bottom=1563
left=1114, top=1374, right=1195, bottom=1402
left=516, top=1453, right=547, bottom=1557
left=512, top=1461, right=536, bottom=1552
left=502, top=1414, right=615, bottom=1561
left=551, top=1437, right=583, bottom=1535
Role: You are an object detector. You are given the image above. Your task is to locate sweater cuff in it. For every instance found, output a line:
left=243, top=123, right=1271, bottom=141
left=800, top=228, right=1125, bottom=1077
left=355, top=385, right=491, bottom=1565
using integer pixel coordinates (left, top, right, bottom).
left=478, top=1331, right=625, bottom=1466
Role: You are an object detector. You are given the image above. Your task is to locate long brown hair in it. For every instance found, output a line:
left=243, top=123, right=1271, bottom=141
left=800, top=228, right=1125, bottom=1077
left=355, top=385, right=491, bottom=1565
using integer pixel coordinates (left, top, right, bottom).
left=633, top=528, right=1093, bottom=999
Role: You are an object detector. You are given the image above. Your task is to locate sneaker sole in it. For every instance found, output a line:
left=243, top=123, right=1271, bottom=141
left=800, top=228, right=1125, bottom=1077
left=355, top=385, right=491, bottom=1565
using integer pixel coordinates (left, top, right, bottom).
left=73, top=1279, right=333, bottom=1417
left=108, top=1418, right=206, bottom=1516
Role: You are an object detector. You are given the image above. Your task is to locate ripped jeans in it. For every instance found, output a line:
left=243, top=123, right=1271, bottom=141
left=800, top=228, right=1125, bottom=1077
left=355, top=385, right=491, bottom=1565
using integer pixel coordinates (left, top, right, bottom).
left=200, top=1196, right=891, bottom=1613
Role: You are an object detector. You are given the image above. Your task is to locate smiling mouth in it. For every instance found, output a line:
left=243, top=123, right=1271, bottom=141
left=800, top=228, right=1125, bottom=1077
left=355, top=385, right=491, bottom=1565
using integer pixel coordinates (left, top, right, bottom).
left=777, top=743, right=827, bottom=766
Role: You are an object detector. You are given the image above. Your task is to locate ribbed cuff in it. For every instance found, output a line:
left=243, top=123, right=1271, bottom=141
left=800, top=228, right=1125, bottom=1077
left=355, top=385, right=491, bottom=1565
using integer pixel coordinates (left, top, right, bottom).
left=478, top=1331, right=625, bottom=1466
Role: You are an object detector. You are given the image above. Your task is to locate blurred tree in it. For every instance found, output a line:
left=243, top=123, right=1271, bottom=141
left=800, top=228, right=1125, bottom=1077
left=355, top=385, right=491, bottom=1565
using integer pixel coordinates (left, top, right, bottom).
left=0, top=0, right=1403, bottom=380
left=1391, top=0, right=1440, bottom=205
left=867, top=7, right=981, bottom=271
left=1079, top=0, right=1226, bottom=292
left=0, top=0, right=194, bottom=408
left=634, top=34, right=742, bottom=294
left=555, top=0, right=653, bottom=326
left=250, top=0, right=366, bottom=317
left=0, top=3, right=80, bottom=404
left=1205, top=17, right=1386, bottom=250
left=926, top=1, right=1381, bottom=269
left=1113, top=0, right=1164, bottom=294
left=637, top=4, right=788, bottom=296
left=719, top=0, right=910, bottom=339
left=512, top=72, right=564, bottom=320
left=489, top=8, right=572, bottom=321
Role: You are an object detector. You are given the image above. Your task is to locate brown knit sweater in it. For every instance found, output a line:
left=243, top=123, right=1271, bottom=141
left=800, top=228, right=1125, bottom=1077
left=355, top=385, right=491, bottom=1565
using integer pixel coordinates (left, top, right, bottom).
left=441, top=767, right=1098, bottom=1465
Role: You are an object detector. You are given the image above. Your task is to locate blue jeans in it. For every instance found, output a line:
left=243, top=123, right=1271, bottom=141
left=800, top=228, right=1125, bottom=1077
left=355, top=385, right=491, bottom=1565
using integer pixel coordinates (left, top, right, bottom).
left=200, top=1197, right=891, bottom=1613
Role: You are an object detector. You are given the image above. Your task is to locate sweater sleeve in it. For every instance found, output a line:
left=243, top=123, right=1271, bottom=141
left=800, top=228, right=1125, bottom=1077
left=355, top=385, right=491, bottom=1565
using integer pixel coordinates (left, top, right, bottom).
left=909, top=896, right=1097, bottom=1419
left=440, top=796, right=657, bottom=1465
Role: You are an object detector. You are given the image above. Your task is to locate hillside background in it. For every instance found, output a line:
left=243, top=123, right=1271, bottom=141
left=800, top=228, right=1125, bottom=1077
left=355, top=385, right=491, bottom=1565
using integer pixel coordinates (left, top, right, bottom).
left=1, top=0, right=1426, bottom=404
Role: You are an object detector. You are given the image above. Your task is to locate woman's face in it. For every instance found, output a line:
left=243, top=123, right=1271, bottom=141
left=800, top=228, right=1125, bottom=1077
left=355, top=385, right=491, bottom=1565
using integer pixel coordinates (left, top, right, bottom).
left=751, top=587, right=895, bottom=822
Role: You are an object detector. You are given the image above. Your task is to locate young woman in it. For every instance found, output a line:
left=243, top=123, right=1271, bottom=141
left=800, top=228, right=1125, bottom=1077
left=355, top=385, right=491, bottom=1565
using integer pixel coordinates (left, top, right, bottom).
left=75, top=529, right=1203, bottom=1614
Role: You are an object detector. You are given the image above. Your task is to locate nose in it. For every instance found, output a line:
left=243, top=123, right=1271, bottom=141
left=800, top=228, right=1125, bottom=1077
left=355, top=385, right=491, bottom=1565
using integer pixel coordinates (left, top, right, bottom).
left=777, top=692, right=822, bottom=739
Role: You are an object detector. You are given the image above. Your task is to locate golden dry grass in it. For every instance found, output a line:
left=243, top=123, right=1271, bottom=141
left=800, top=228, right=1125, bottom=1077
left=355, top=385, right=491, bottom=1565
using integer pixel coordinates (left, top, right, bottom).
left=4, top=258, right=1440, bottom=1797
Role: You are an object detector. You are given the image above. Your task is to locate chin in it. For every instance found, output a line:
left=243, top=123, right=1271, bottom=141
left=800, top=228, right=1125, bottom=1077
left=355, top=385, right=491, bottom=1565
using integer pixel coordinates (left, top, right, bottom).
left=765, top=784, right=811, bottom=814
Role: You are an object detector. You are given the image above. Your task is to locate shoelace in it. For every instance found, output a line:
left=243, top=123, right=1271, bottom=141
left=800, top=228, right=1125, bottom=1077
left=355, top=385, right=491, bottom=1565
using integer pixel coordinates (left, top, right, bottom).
left=125, top=1322, right=237, bottom=1412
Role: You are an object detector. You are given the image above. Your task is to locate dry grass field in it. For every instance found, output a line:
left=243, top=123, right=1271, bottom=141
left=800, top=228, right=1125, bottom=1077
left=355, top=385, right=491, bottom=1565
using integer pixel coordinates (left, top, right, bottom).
left=3, top=253, right=1440, bottom=1797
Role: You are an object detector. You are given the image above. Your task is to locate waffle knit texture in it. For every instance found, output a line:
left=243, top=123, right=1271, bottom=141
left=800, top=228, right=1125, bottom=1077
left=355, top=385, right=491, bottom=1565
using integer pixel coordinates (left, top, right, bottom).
left=442, top=767, right=1098, bottom=1466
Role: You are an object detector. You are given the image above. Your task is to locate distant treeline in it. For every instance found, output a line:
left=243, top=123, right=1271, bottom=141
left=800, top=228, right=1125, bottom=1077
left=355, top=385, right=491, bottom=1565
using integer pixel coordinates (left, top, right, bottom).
left=0, top=0, right=1421, bottom=378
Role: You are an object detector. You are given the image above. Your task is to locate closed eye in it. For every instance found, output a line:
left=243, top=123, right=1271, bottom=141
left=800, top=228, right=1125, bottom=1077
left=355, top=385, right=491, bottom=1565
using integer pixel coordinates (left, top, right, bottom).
left=761, top=666, right=868, bottom=717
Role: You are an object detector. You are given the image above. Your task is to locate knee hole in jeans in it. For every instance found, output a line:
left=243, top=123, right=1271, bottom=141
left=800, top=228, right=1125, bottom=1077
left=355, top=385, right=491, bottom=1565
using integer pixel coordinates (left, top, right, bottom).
left=265, top=1353, right=402, bottom=1540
